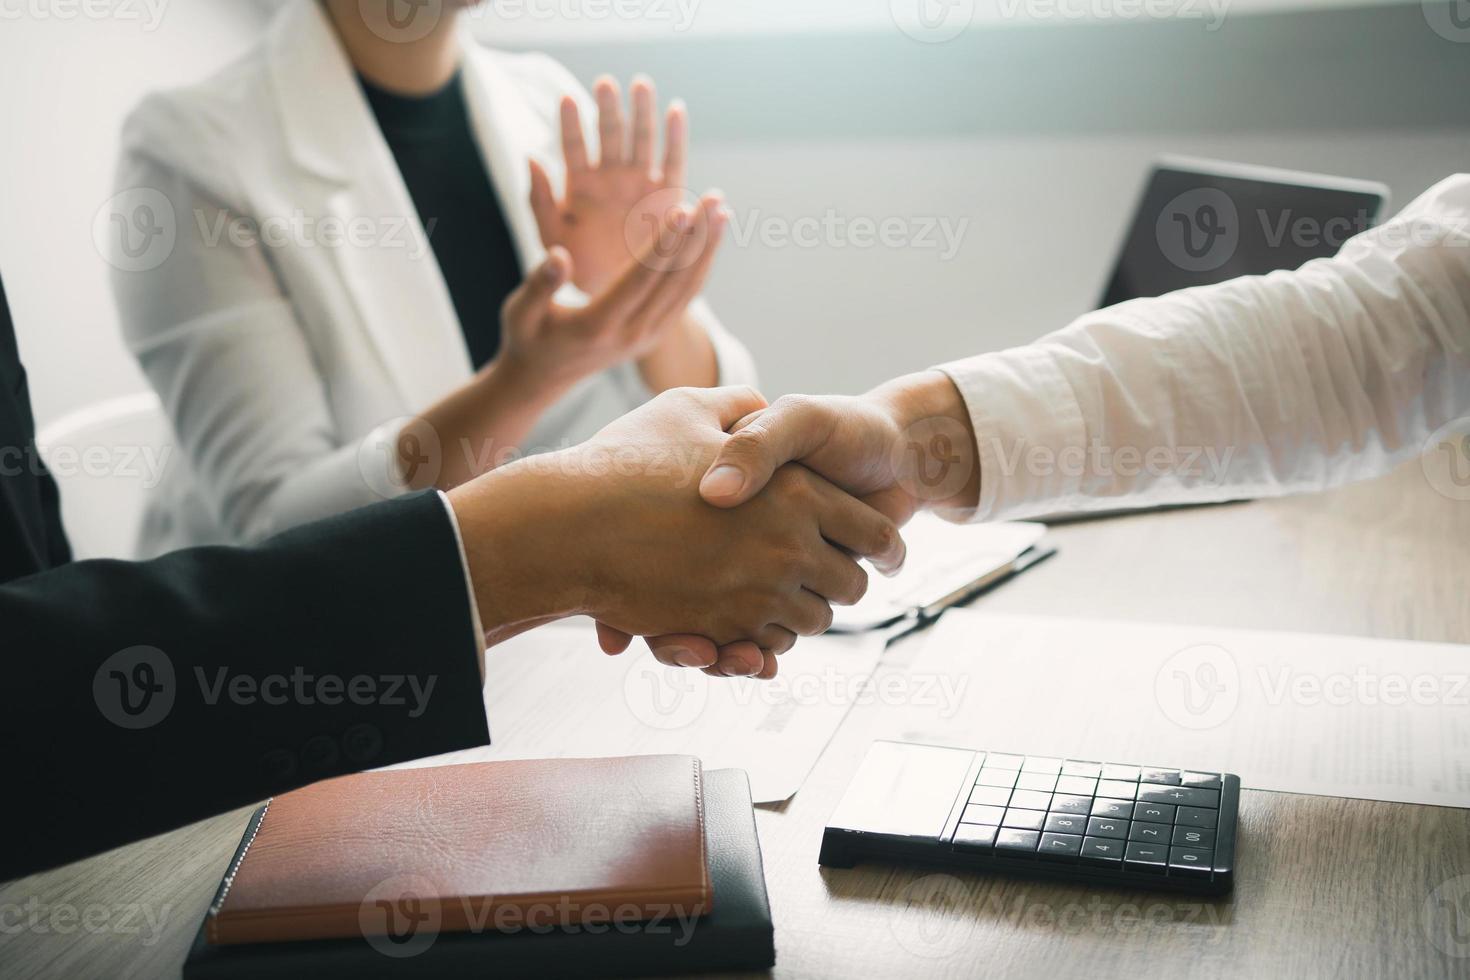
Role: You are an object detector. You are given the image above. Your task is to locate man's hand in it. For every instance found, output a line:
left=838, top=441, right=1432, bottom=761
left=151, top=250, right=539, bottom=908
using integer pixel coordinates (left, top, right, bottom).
left=529, top=75, right=698, bottom=297
left=632, top=371, right=981, bottom=675
left=697, top=371, right=982, bottom=522
left=447, top=386, right=906, bottom=670
left=499, top=195, right=726, bottom=390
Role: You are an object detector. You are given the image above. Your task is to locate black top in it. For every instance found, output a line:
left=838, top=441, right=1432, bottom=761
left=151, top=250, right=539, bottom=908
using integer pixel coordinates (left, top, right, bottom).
left=0, top=269, right=490, bottom=879
left=361, top=71, right=524, bottom=369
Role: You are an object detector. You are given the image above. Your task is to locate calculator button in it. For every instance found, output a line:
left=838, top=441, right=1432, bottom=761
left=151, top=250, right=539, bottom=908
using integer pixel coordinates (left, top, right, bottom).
left=1128, top=822, right=1169, bottom=843
left=1172, top=826, right=1216, bottom=848
left=963, top=804, right=1007, bottom=826
left=1079, top=837, right=1124, bottom=866
left=1055, top=775, right=1098, bottom=796
left=1180, top=771, right=1223, bottom=790
left=969, top=785, right=1012, bottom=807
left=1061, top=760, right=1102, bottom=777
left=1086, top=817, right=1128, bottom=840
left=994, top=829, right=1040, bottom=855
left=1037, top=833, right=1083, bottom=862
left=1101, top=763, right=1141, bottom=782
left=987, top=753, right=1025, bottom=770
left=953, top=824, right=998, bottom=852
left=1138, top=785, right=1220, bottom=808
left=1124, top=842, right=1169, bottom=874
left=1176, top=806, right=1220, bottom=830
left=1090, top=798, right=1133, bottom=819
left=1132, top=801, right=1176, bottom=824
left=1017, top=769, right=1052, bottom=793
left=1140, top=768, right=1182, bottom=785
left=977, top=768, right=1019, bottom=788
left=1168, top=846, right=1214, bottom=879
left=1022, top=756, right=1062, bottom=774
left=1097, top=780, right=1139, bottom=801
left=1015, top=771, right=1058, bottom=792
left=1002, top=808, right=1046, bottom=831
left=1047, top=793, right=1093, bottom=815
left=1008, top=789, right=1053, bottom=811
left=1044, top=813, right=1087, bottom=834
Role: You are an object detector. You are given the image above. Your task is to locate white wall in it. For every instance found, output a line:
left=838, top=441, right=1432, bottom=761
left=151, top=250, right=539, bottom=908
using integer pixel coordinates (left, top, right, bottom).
left=0, top=2, right=262, bottom=426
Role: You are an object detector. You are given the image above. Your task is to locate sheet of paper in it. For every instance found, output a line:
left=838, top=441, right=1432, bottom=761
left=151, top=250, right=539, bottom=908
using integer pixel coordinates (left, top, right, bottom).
left=392, top=619, right=889, bottom=803
left=832, top=515, right=1047, bottom=631
left=874, top=610, right=1470, bottom=807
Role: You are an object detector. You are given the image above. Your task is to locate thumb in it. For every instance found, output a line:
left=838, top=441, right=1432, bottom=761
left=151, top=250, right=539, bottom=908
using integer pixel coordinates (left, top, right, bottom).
left=502, top=246, right=570, bottom=326
left=699, top=395, right=832, bottom=508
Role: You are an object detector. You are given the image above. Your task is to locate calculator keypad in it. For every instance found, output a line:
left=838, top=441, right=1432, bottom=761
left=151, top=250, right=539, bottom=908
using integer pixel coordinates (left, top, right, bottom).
left=949, top=753, right=1230, bottom=884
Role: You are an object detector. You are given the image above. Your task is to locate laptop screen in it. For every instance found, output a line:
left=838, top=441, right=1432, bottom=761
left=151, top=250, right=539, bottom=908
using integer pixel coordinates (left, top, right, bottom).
left=1099, top=160, right=1387, bottom=309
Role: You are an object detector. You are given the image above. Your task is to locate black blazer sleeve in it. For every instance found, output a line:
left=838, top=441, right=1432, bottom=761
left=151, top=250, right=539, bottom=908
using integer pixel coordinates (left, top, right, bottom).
left=0, top=491, right=491, bottom=880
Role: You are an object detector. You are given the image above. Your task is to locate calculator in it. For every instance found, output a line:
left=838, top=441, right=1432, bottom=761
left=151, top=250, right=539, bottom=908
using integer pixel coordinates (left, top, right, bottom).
left=819, top=741, right=1239, bottom=895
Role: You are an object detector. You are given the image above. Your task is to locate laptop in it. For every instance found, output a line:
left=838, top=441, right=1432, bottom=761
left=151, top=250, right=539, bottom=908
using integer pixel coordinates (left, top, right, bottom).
left=1098, top=155, right=1389, bottom=308
left=1043, top=157, right=1390, bottom=524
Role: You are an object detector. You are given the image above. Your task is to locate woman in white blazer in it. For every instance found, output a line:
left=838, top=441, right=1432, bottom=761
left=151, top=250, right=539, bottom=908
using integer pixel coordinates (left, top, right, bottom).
left=111, top=0, right=757, bottom=555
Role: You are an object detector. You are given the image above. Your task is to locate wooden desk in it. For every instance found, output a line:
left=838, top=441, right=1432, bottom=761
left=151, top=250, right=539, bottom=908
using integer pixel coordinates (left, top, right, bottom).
left=3, top=461, right=1468, bottom=979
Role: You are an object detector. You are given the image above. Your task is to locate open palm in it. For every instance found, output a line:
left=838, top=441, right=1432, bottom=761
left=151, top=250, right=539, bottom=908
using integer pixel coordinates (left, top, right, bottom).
left=529, top=75, right=696, bottom=296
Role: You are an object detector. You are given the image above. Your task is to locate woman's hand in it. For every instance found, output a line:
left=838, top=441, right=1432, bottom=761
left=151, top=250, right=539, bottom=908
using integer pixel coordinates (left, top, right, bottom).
left=500, top=195, right=726, bottom=390
left=528, top=75, right=698, bottom=297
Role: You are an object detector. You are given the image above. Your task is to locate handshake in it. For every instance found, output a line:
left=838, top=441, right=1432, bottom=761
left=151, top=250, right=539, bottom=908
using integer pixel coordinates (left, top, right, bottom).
left=446, top=373, right=980, bottom=680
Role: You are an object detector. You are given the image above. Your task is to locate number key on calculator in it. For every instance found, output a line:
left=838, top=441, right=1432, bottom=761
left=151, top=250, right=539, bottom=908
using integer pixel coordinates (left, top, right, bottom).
left=819, top=741, right=1239, bottom=895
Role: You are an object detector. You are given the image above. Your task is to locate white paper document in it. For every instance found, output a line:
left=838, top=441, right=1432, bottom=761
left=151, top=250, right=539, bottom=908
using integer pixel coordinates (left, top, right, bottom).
left=393, top=620, right=889, bottom=803
left=832, top=515, right=1047, bottom=631
left=875, top=610, right=1470, bottom=808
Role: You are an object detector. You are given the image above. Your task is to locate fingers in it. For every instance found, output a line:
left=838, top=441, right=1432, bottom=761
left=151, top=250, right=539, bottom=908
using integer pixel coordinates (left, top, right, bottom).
left=785, top=588, right=836, bottom=637
left=807, top=472, right=907, bottom=575
left=645, top=633, right=720, bottom=669
left=629, top=195, right=726, bottom=330
left=595, top=621, right=634, bottom=655
left=502, top=247, right=570, bottom=326
left=594, top=76, right=626, bottom=167
left=662, top=99, right=688, bottom=188
left=698, top=641, right=766, bottom=678
left=630, top=75, right=657, bottom=171
left=559, top=96, right=589, bottom=174
left=802, top=538, right=871, bottom=606
left=700, top=395, right=839, bottom=508
left=593, top=203, right=698, bottom=321
left=527, top=159, right=560, bottom=246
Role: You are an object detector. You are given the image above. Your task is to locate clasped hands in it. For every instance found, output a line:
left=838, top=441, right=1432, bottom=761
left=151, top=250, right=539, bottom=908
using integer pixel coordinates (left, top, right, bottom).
left=446, top=375, right=978, bottom=680
left=589, top=373, right=981, bottom=679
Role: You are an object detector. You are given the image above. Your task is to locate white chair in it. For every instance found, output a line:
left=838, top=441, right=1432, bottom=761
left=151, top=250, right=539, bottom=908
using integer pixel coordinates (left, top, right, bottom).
left=35, top=392, right=175, bottom=561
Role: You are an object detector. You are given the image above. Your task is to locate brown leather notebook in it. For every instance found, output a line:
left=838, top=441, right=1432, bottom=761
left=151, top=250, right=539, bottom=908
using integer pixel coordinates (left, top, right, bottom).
left=205, top=755, right=711, bottom=946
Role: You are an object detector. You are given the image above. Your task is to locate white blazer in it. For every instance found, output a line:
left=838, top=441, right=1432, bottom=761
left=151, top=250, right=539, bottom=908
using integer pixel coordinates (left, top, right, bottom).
left=111, top=0, right=756, bottom=556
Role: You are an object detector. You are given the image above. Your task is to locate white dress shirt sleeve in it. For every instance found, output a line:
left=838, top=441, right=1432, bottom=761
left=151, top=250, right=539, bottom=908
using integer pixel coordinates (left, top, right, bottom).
left=939, top=174, right=1470, bottom=523
left=437, top=490, right=488, bottom=667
